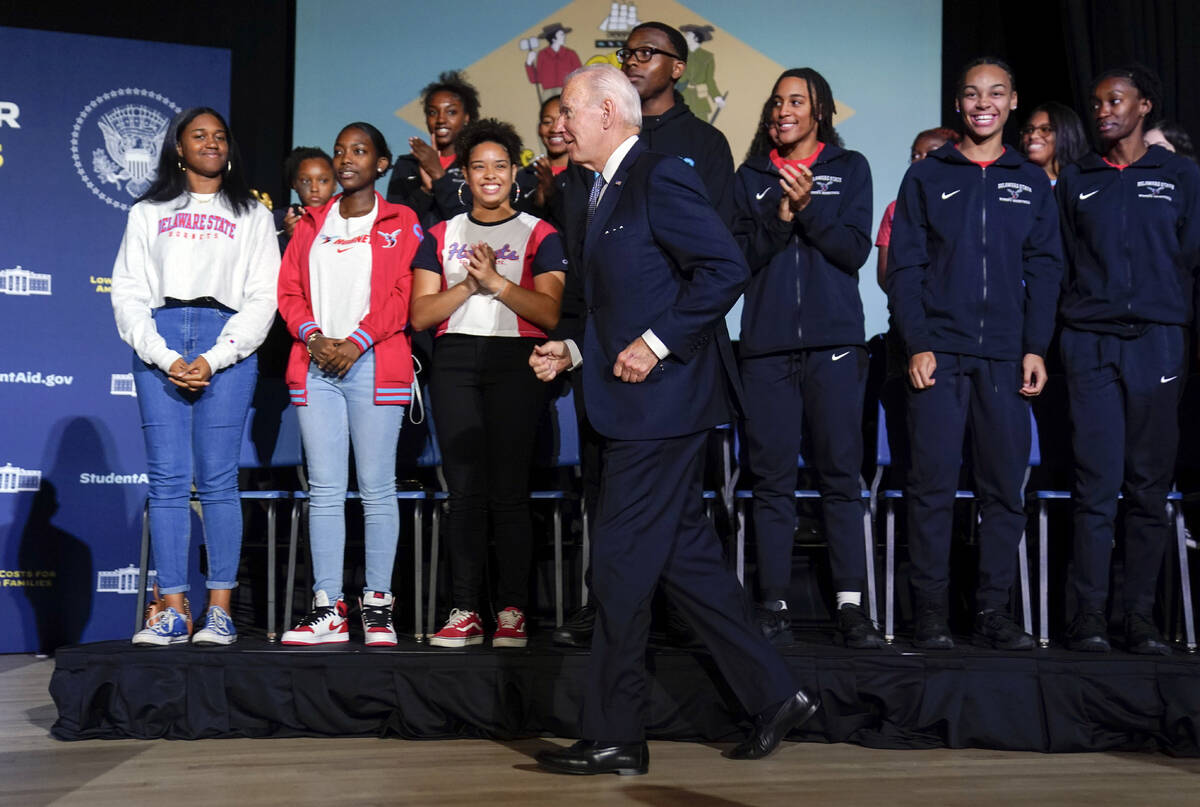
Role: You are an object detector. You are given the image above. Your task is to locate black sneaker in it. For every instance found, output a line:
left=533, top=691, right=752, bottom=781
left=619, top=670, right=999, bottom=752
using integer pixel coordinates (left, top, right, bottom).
left=1124, top=611, right=1171, bottom=655
left=972, top=609, right=1034, bottom=650
left=835, top=603, right=885, bottom=648
left=1066, top=609, right=1110, bottom=652
left=913, top=606, right=954, bottom=650
left=757, top=600, right=793, bottom=646
left=552, top=604, right=595, bottom=647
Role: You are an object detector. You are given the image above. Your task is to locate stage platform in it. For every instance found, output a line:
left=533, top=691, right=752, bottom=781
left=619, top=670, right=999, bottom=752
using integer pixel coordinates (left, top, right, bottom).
left=50, top=630, right=1200, bottom=755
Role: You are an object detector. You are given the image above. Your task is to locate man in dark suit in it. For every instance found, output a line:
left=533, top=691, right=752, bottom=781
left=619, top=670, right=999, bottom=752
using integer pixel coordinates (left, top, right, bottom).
left=530, top=64, right=818, bottom=776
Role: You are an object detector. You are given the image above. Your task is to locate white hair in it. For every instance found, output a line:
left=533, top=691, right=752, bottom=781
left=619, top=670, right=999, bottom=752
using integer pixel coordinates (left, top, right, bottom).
left=565, top=64, right=642, bottom=130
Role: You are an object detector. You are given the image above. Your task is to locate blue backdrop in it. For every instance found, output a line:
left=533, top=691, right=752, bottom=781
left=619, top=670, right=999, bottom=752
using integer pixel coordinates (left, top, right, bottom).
left=0, top=27, right=231, bottom=653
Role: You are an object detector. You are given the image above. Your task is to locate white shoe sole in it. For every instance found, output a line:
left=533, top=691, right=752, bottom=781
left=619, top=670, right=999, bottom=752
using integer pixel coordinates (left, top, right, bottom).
left=132, top=633, right=190, bottom=647
left=428, top=635, right=484, bottom=648
left=492, top=637, right=528, bottom=648
left=192, top=631, right=238, bottom=646
left=280, top=632, right=351, bottom=646
left=364, top=633, right=398, bottom=647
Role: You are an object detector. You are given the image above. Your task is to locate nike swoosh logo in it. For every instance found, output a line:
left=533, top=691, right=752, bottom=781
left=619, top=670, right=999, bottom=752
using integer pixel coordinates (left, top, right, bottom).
left=336, top=246, right=356, bottom=253
left=941, top=190, right=961, bottom=200
left=832, top=351, right=851, bottom=361
left=1079, top=190, right=1100, bottom=200
left=1161, top=375, right=1178, bottom=384
left=756, top=188, right=770, bottom=200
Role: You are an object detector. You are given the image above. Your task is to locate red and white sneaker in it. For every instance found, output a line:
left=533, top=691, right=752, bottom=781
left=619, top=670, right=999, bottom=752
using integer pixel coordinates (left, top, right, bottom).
left=281, top=591, right=349, bottom=645
left=360, top=590, right=397, bottom=647
left=493, top=606, right=528, bottom=648
left=429, top=608, right=484, bottom=648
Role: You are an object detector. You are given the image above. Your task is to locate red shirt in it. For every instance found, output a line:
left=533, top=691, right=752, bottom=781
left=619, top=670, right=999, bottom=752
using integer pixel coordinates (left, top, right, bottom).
left=770, top=142, right=825, bottom=172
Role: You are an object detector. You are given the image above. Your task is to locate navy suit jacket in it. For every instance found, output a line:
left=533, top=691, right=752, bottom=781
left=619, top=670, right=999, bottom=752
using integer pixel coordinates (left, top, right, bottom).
left=581, top=139, right=748, bottom=441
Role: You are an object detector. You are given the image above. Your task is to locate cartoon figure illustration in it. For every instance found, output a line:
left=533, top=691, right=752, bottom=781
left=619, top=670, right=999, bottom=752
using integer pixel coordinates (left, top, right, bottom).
left=524, top=23, right=582, bottom=102
left=678, top=24, right=726, bottom=123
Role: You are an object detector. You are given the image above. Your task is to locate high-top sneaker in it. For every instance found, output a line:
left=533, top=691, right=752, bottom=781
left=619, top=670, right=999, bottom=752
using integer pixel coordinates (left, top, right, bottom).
left=281, top=591, right=349, bottom=645
left=360, top=590, right=398, bottom=647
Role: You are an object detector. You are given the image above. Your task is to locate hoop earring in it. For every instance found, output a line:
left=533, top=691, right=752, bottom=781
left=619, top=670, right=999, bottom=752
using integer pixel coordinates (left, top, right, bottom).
left=457, top=183, right=467, bottom=207
left=511, top=182, right=522, bottom=204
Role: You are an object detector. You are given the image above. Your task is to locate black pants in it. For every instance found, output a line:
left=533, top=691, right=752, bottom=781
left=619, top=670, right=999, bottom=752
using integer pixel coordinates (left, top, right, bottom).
left=1061, top=325, right=1185, bottom=613
left=741, top=347, right=869, bottom=598
left=432, top=334, right=544, bottom=613
left=582, top=430, right=797, bottom=743
left=906, top=353, right=1030, bottom=612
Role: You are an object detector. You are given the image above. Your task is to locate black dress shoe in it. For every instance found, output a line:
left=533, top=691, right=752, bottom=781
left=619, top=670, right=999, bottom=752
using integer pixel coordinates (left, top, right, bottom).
left=725, top=688, right=819, bottom=760
left=552, top=604, right=595, bottom=647
left=913, top=606, right=954, bottom=650
left=536, top=739, right=649, bottom=776
left=1125, top=611, right=1171, bottom=655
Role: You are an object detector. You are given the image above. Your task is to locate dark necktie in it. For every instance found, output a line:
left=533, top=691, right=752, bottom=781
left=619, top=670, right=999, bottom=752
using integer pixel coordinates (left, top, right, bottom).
left=586, top=173, right=606, bottom=226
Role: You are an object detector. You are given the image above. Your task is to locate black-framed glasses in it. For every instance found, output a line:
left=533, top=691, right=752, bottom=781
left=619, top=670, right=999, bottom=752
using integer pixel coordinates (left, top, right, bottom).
left=616, top=46, right=683, bottom=64
left=1020, top=124, right=1055, bottom=137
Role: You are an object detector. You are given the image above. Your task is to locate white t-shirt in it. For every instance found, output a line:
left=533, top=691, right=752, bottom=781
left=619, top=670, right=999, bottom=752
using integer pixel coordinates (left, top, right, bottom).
left=111, top=192, right=281, bottom=372
left=308, top=198, right=377, bottom=339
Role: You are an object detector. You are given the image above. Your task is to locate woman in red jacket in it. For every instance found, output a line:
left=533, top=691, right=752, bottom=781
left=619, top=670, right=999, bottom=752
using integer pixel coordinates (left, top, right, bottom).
left=277, top=121, right=422, bottom=646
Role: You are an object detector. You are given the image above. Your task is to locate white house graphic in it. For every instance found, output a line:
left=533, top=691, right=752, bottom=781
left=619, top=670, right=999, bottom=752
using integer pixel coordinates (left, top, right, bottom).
left=110, top=373, right=136, bottom=396
left=0, top=463, right=41, bottom=493
left=0, top=267, right=52, bottom=296
left=96, top=565, right=156, bottom=594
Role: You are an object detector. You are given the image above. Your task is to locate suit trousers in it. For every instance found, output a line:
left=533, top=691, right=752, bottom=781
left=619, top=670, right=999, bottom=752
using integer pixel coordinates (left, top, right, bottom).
left=741, top=347, right=868, bottom=599
left=582, top=429, right=797, bottom=742
left=1060, top=325, right=1185, bottom=613
left=905, top=353, right=1030, bottom=612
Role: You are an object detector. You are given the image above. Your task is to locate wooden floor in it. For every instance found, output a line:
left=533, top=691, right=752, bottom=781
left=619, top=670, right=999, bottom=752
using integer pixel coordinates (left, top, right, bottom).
left=4, top=654, right=1199, bottom=806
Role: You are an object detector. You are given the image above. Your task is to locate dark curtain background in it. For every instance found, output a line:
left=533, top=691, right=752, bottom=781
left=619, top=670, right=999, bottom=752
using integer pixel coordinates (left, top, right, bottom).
left=3, top=0, right=296, bottom=206
left=943, top=0, right=1200, bottom=148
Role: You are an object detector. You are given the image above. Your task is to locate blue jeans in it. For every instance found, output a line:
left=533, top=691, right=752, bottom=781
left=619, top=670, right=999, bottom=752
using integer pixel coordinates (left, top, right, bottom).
left=298, top=351, right=404, bottom=602
left=132, top=305, right=257, bottom=594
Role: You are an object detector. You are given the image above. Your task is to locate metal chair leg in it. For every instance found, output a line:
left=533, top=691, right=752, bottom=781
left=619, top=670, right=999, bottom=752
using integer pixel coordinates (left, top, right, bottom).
left=266, top=500, right=277, bottom=642
left=413, top=499, right=424, bottom=642
left=734, top=499, right=745, bottom=586
left=426, top=502, right=442, bottom=637
left=284, top=498, right=300, bottom=632
left=135, top=499, right=151, bottom=633
left=1017, top=532, right=1032, bottom=636
left=1174, top=501, right=1196, bottom=652
left=580, top=499, right=590, bottom=607
left=862, top=498, right=878, bottom=624
left=1038, top=501, right=1050, bottom=648
left=554, top=501, right=564, bottom=626
left=885, top=501, right=895, bottom=643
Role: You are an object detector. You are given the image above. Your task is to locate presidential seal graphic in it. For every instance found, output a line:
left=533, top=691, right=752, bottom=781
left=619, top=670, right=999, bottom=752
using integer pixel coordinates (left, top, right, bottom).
left=71, top=88, right=181, bottom=211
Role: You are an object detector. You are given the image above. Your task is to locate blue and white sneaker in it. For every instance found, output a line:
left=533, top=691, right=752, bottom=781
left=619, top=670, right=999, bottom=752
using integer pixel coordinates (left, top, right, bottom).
left=192, top=605, right=238, bottom=646
left=132, top=607, right=190, bottom=646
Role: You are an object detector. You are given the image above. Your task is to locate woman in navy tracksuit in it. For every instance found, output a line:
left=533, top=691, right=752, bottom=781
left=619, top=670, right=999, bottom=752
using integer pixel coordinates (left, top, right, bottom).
left=886, top=58, right=1062, bottom=650
left=734, top=68, right=882, bottom=648
left=1057, top=66, right=1200, bottom=654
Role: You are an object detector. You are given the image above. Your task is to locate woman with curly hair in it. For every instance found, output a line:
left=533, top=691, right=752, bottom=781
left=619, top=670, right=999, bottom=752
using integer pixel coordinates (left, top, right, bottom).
left=410, top=119, right=567, bottom=648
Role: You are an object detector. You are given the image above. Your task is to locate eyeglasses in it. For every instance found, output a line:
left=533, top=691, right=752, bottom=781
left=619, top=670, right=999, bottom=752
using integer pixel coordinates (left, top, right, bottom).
left=1020, top=124, right=1055, bottom=137
left=615, top=46, right=683, bottom=64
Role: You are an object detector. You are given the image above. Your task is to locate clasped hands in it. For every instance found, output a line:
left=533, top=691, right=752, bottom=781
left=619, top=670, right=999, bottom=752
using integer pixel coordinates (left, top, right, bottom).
left=456, top=242, right=509, bottom=298
left=308, top=335, right=362, bottom=378
left=529, top=336, right=657, bottom=384
left=167, top=356, right=213, bottom=390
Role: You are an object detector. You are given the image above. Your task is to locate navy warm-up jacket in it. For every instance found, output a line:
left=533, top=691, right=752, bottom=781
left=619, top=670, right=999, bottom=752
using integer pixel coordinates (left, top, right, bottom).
left=1057, top=145, right=1200, bottom=335
left=886, top=142, right=1063, bottom=360
left=732, top=145, right=873, bottom=356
